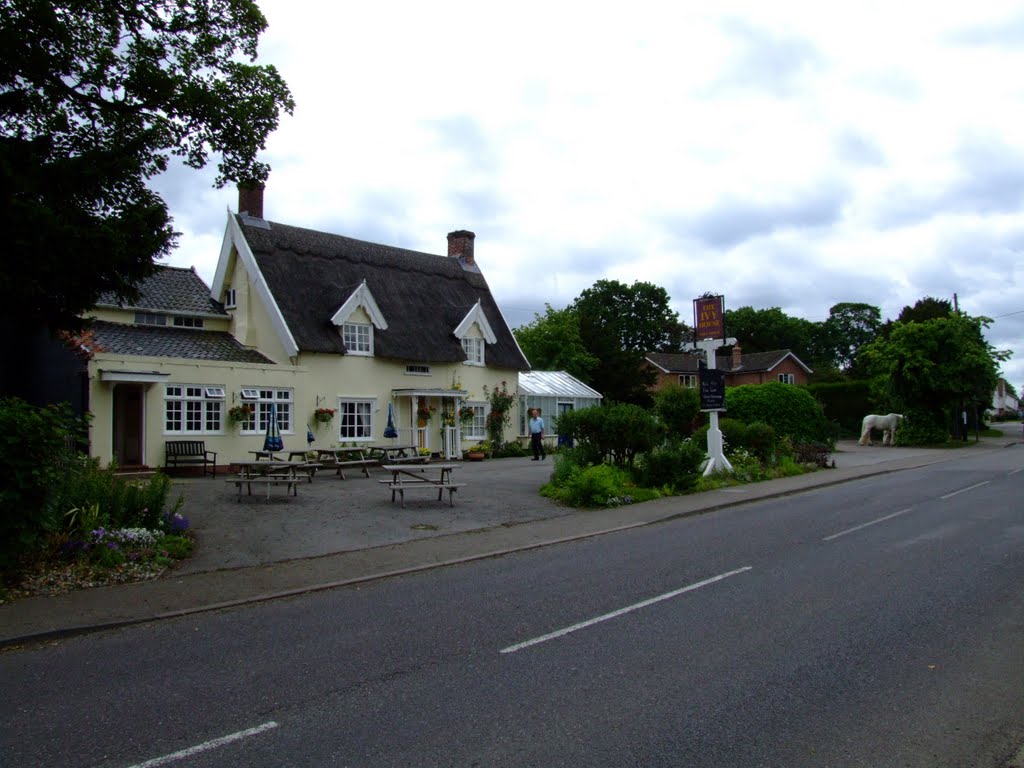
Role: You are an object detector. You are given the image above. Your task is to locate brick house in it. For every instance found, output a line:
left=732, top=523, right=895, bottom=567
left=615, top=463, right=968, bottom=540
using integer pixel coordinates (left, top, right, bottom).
left=645, top=344, right=813, bottom=391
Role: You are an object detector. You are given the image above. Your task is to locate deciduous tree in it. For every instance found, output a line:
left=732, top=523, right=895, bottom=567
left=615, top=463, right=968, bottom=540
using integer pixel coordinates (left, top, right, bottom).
left=0, top=0, right=294, bottom=333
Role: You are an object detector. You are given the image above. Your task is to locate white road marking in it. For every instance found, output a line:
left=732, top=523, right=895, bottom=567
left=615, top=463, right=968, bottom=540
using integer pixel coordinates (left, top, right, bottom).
left=125, top=721, right=279, bottom=767
left=499, top=566, right=752, bottom=654
left=823, top=508, right=915, bottom=542
left=940, top=481, right=990, bottom=499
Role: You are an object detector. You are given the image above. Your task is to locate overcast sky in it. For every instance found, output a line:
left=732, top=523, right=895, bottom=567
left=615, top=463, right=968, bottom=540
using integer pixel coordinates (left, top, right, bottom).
left=154, top=0, right=1024, bottom=391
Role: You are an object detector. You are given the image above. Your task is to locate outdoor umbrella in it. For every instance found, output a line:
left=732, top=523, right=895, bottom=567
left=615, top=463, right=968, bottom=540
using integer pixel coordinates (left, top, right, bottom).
left=263, top=402, right=284, bottom=452
left=306, top=424, right=315, bottom=447
left=383, top=401, right=398, bottom=439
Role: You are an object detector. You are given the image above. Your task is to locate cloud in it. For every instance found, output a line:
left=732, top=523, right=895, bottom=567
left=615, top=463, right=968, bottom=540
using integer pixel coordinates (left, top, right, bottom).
left=670, top=182, right=849, bottom=248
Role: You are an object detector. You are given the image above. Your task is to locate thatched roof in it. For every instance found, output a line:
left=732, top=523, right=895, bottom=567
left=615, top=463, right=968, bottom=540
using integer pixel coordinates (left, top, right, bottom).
left=238, top=216, right=529, bottom=370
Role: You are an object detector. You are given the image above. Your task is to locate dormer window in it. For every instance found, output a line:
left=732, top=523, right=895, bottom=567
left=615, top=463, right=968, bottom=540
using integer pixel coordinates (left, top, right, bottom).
left=462, top=336, right=484, bottom=365
left=454, top=301, right=496, bottom=367
left=224, top=288, right=237, bottom=309
left=173, top=316, right=204, bottom=329
left=343, top=322, right=372, bottom=355
left=331, top=280, right=388, bottom=357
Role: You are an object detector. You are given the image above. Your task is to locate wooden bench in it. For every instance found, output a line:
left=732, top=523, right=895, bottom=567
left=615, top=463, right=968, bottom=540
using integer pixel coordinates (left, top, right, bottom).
left=334, top=458, right=377, bottom=479
left=378, top=479, right=466, bottom=507
left=226, top=473, right=300, bottom=501
left=165, top=440, right=217, bottom=476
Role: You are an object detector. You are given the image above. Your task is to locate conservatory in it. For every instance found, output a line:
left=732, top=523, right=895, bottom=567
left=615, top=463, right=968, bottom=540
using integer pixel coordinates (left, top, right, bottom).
left=517, top=371, right=603, bottom=446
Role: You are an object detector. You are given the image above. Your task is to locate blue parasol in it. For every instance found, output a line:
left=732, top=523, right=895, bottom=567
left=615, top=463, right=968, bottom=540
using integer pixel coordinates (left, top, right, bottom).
left=306, top=424, right=315, bottom=447
left=383, top=401, right=398, bottom=439
left=263, top=402, right=284, bottom=452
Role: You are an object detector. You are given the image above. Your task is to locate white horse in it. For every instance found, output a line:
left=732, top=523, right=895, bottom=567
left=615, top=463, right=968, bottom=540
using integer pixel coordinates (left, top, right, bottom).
left=859, top=413, right=904, bottom=446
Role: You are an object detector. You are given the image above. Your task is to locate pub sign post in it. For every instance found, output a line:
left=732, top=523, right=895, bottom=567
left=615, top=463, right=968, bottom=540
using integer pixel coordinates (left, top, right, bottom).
left=692, top=295, right=734, bottom=475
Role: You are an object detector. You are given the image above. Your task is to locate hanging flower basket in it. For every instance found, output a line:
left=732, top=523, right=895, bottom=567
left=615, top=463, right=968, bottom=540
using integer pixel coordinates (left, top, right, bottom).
left=416, top=405, right=436, bottom=424
left=228, top=403, right=254, bottom=425
left=458, top=406, right=475, bottom=425
left=313, top=407, right=336, bottom=424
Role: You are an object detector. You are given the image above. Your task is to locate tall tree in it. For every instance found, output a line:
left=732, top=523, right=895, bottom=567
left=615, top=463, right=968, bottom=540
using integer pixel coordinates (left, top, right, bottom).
left=0, top=0, right=294, bottom=333
left=822, top=301, right=882, bottom=373
left=723, top=306, right=817, bottom=360
left=897, top=296, right=954, bottom=324
left=572, top=280, right=686, bottom=404
left=860, top=313, right=1006, bottom=441
left=513, top=304, right=598, bottom=381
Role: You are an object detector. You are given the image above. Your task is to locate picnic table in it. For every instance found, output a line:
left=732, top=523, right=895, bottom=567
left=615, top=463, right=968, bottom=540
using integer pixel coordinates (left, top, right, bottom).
left=227, top=461, right=303, bottom=501
left=368, top=444, right=427, bottom=464
left=379, top=463, right=464, bottom=508
left=316, top=446, right=377, bottom=479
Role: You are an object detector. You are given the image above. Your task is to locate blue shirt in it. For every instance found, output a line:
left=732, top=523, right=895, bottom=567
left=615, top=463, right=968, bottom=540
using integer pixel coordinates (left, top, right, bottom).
left=529, top=416, right=544, bottom=434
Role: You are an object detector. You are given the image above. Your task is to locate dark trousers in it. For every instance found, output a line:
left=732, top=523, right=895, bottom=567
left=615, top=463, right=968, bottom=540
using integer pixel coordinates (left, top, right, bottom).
left=531, top=432, right=545, bottom=459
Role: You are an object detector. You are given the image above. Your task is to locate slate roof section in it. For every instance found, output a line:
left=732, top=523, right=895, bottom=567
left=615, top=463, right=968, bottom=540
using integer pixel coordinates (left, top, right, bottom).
left=96, top=266, right=228, bottom=316
left=90, top=320, right=274, bottom=364
left=238, top=216, right=530, bottom=370
left=646, top=349, right=812, bottom=374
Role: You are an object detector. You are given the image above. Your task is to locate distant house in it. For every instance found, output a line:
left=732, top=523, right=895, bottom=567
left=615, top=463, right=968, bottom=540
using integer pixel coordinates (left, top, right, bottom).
left=989, top=378, right=1020, bottom=418
left=67, top=186, right=530, bottom=468
left=645, top=344, right=813, bottom=391
left=517, top=371, right=602, bottom=446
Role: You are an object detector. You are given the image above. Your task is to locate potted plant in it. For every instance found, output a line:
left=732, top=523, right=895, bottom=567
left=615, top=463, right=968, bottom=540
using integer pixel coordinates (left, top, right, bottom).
left=313, top=407, right=336, bottom=425
left=465, top=440, right=490, bottom=461
left=228, top=403, right=254, bottom=426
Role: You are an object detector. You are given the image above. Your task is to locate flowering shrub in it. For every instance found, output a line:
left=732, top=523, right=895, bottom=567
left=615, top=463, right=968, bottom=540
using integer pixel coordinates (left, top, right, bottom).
left=483, top=381, right=517, bottom=450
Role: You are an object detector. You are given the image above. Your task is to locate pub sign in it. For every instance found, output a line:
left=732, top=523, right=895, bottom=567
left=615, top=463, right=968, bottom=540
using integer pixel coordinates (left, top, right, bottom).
left=699, top=360, right=726, bottom=412
left=694, top=295, right=725, bottom=341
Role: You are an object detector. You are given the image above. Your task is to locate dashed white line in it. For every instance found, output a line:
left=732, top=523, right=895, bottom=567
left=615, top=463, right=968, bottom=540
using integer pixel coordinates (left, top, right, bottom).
left=940, top=481, right=990, bottom=499
left=823, top=508, right=915, bottom=542
left=500, top=566, right=752, bottom=654
left=125, top=721, right=279, bottom=768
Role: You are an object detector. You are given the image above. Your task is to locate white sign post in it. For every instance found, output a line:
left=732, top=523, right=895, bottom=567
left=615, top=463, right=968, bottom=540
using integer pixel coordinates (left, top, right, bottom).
left=695, top=337, right=736, bottom=476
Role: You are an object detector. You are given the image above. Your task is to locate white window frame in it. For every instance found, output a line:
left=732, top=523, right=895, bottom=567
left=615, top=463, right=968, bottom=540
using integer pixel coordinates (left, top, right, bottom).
left=343, top=322, right=373, bottom=356
left=462, top=402, right=487, bottom=440
left=173, top=316, right=205, bottom=329
left=224, top=288, right=237, bottom=308
left=338, top=398, right=376, bottom=441
left=239, top=388, right=294, bottom=435
left=778, top=373, right=795, bottom=384
left=462, top=336, right=484, bottom=366
left=135, top=312, right=167, bottom=326
left=164, top=384, right=224, bottom=435
left=678, top=374, right=697, bottom=388
left=405, top=364, right=432, bottom=376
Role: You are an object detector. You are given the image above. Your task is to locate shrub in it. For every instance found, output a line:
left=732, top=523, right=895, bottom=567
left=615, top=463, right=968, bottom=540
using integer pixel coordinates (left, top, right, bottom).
left=653, top=384, right=702, bottom=438
left=692, top=417, right=748, bottom=453
left=52, top=459, right=180, bottom=534
left=636, top=439, right=705, bottom=491
left=0, top=398, right=86, bottom=568
left=725, top=382, right=833, bottom=446
left=744, top=422, right=777, bottom=464
left=558, top=403, right=665, bottom=468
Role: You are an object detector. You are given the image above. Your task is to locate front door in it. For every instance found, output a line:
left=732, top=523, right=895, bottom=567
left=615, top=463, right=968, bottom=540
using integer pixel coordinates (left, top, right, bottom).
left=112, top=384, right=144, bottom=466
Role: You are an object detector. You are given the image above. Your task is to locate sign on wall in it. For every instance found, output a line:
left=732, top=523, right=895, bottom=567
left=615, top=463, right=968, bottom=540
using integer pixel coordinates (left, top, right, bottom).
left=694, top=295, right=725, bottom=341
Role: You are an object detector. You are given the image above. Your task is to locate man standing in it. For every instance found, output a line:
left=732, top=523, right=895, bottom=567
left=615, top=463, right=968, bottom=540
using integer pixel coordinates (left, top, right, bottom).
left=529, top=408, right=546, bottom=461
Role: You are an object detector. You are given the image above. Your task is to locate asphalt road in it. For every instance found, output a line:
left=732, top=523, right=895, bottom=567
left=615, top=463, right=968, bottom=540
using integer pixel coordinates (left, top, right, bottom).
left=2, top=447, right=1022, bottom=767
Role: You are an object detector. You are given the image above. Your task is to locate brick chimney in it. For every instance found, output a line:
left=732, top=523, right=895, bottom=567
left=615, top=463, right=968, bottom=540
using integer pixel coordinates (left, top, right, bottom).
left=238, top=183, right=265, bottom=219
left=447, top=230, right=475, bottom=266
left=731, top=343, right=743, bottom=369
